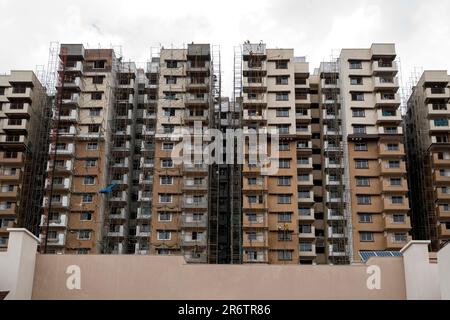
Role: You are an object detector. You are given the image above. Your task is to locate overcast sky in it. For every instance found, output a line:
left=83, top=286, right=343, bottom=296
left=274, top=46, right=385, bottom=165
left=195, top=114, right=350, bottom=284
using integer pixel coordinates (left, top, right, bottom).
left=1, top=0, right=449, bottom=97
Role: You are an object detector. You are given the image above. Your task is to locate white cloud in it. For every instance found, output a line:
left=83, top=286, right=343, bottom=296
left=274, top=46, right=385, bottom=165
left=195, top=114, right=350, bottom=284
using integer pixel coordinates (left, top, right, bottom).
left=0, top=0, right=449, bottom=96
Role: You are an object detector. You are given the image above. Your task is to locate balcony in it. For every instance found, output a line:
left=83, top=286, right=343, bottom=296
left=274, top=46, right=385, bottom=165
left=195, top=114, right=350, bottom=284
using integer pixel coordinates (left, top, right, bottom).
left=323, top=110, right=340, bottom=120
left=109, top=208, right=127, bottom=220
left=183, top=179, right=208, bottom=191
left=298, top=192, right=314, bottom=203
left=114, top=125, right=131, bottom=137
left=51, top=143, right=75, bottom=156
left=136, top=208, right=151, bottom=220
left=296, top=125, right=312, bottom=137
left=43, top=195, right=70, bottom=209
left=327, top=209, right=345, bottom=221
left=118, top=78, right=135, bottom=90
left=243, top=61, right=267, bottom=73
left=297, top=158, right=313, bottom=170
left=243, top=110, right=267, bottom=122
left=297, top=141, right=313, bottom=151
left=380, top=161, right=406, bottom=175
left=0, top=152, right=25, bottom=165
left=186, top=79, right=210, bottom=90
left=243, top=77, right=267, bottom=90
left=57, top=126, right=77, bottom=138
left=183, top=164, right=209, bottom=174
left=109, top=191, right=128, bottom=203
left=242, top=215, right=267, bottom=229
left=62, top=93, right=80, bottom=105
left=297, top=175, right=313, bottom=186
left=111, top=174, right=128, bottom=186
left=429, top=119, right=450, bottom=131
left=3, top=103, right=31, bottom=117
left=435, top=188, right=450, bottom=201
left=0, top=135, right=27, bottom=148
left=58, top=109, right=78, bottom=122
left=47, top=160, right=73, bottom=175
left=136, top=225, right=151, bottom=238
left=184, top=111, right=209, bottom=122
left=116, top=94, right=134, bottom=105
left=427, top=104, right=450, bottom=117
left=323, top=141, right=343, bottom=152
left=433, top=170, right=450, bottom=184
left=0, top=169, right=22, bottom=182
left=438, top=224, right=450, bottom=238
left=378, top=126, right=403, bottom=135
left=46, top=233, right=66, bottom=247
left=384, top=216, right=411, bottom=231
left=325, top=158, right=343, bottom=169
left=381, top=178, right=408, bottom=193
left=185, top=96, right=210, bottom=106
left=40, top=214, right=68, bottom=228
left=296, top=94, right=311, bottom=104
left=45, top=177, right=71, bottom=191
left=372, top=61, right=398, bottom=74
left=0, top=203, right=18, bottom=215
left=141, top=141, right=155, bottom=154
left=325, top=175, right=340, bottom=186
left=138, top=174, right=153, bottom=185
left=181, top=236, right=207, bottom=247
left=62, top=77, right=82, bottom=90
left=326, top=192, right=342, bottom=203
left=184, top=252, right=207, bottom=263
left=382, top=197, right=410, bottom=211
left=424, top=87, right=450, bottom=101
left=137, top=191, right=151, bottom=202
left=385, top=234, right=412, bottom=249
left=378, top=143, right=405, bottom=157
left=321, top=79, right=339, bottom=90
left=112, top=158, right=129, bottom=170
left=0, top=186, right=20, bottom=199
left=321, top=94, right=340, bottom=105
left=180, top=215, right=208, bottom=228
left=323, top=125, right=341, bottom=136
left=375, top=93, right=401, bottom=107
left=299, top=243, right=316, bottom=257
left=373, top=77, right=399, bottom=90
left=7, top=87, right=32, bottom=100
left=143, top=110, right=157, bottom=120
left=299, top=226, right=315, bottom=239
left=376, top=109, right=402, bottom=124
left=116, top=110, right=133, bottom=120
left=65, top=61, right=83, bottom=74
left=112, top=141, right=131, bottom=153
left=437, top=205, right=450, bottom=219
left=243, top=95, right=267, bottom=105
left=108, top=225, right=125, bottom=237
left=2, top=119, right=29, bottom=132
left=328, top=226, right=346, bottom=239
left=328, top=244, right=350, bottom=257
left=182, top=198, right=208, bottom=209
left=298, top=208, right=315, bottom=221
left=243, top=251, right=268, bottom=263
left=187, top=61, right=210, bottom=73
left=242, top=235, right=268, bottom=248
left=296, top=110, right=311, bottom=122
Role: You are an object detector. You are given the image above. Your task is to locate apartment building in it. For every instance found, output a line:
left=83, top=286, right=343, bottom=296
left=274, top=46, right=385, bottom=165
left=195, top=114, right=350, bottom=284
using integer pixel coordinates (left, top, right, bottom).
left=338, top=44, right=411, bottom=261
left=405, top=70, right=450, bottom=251
left=150, top=44, right=213, bottom=262
left=0, top=71, right=50, bottom=250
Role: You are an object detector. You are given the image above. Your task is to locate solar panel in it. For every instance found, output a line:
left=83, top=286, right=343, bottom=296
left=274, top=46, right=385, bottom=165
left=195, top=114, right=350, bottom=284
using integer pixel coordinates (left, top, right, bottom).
left=359, top=251, right=403, bottom=262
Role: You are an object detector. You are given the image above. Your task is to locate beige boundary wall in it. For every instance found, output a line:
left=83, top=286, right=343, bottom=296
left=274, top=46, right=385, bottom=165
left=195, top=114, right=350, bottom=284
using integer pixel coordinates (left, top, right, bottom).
left=1, top=229, right=449, bottom=300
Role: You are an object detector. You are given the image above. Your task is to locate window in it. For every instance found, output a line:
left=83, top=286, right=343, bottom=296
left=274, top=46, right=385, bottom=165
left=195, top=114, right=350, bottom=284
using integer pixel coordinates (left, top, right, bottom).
left=299, top=224, right=312, bottom=234
left=276, top=76, right=289, bottom=85
left=163, top=108, right=176, bottom=117
left=298, top=191, right=310, bottom=199
left=93, top=60, right=105, bottom=69
left=393, top=214, right=405, bottom=223
left=298, top=157, right=310, bottom=165
left=0, top=87, right=4, bottom=95
left=350, top=77, right=363, bottom=85
left=300, top=242, right=312, bottom=252
left=157, top=231, right=171, bottom=240
left=248, top=178, right=259, bottom=185
left=355, top=160, right=369, bottom=169
left=166, top=60, right=178, bottom=68
left=352, top=109, right=365, bottom=117
left=78, top=230, right=91, bottom=240
left=80, top=212, right=92, bottom=221
left=278, top=212, right=292, bottom=222
left=279, top=159, right=290, bottom=169
left=85, top=159, right=97, bottom=168
left=161, top=159, right=174, bottom=168
left=165, top=93, right=177, bottom=100
left=248, top=195, right=263, bottom=204
left=360, top=232, right=374, bottom=242
left=356, top=177, right=370, bottom=187
left=83, top=176, right=95, bottom=185
left=162, top=143, right=174, bottom=151
left=82, top=194, right=93, bottom=203
left=359, top=213, right=373, bottom=223
left=351, top=93, right=365, bottom=101
left=247, top=232, right=257, bottom=241
left=276, top=108, right=290, bottom=117
left=278, top=231, right=292, bottom=241
left=87, top=143, right=98, bottom=150
left=388, top=160, right=400, bottom=168
left=353, top=125, right=366, bottom=134
left=349, top=60, right=362, bottom=69
left=434, top=118, right=449, bottom=127
left=92, top=76, right=103, bottom=84
left=279, top=141, right=290, bottom=151
left=298, top=174, right=310, bottom=182
left=91, top=92, right=102, bottom=100
left=247, top=213, right=258, bottom=222
left=393, top=233, right=407, bottom=242
left=4, top=151, right=18, bottom=159
left=166, top=77, right=177, bottom=85
left=385, top=143, right=399, bottom=151
left=276, top=92, right=289, bottom=101
left=246, top=250, right=258, bottom=262
left=355, top=143, right=368, bottom=151
left=160, top=176, right=173, bottom=185
left=357, top=195, right=371, bottom=205
left=391, top=196, right=404, bottom=204
left=47, top=231, right=57, bottom=240
left=278, top=250, right=292, bottom=261
left=89, top=109, right=101, bottom=117
left=275, top=60, right=288, bottom=69
left=78, top=249, right=90, bottom=255
left=278, top=176, right=291, bottom=186
left=159, top=213, right=172, bottom=221
left=390, top=178, right=402, bottom=186
left=159, top=194, right=172, bottom=203
left=7, top=119, right=22, bottom=126
left=384, top=126, right=398, bottom=134
left=278, top=195, right=291, bottom=204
